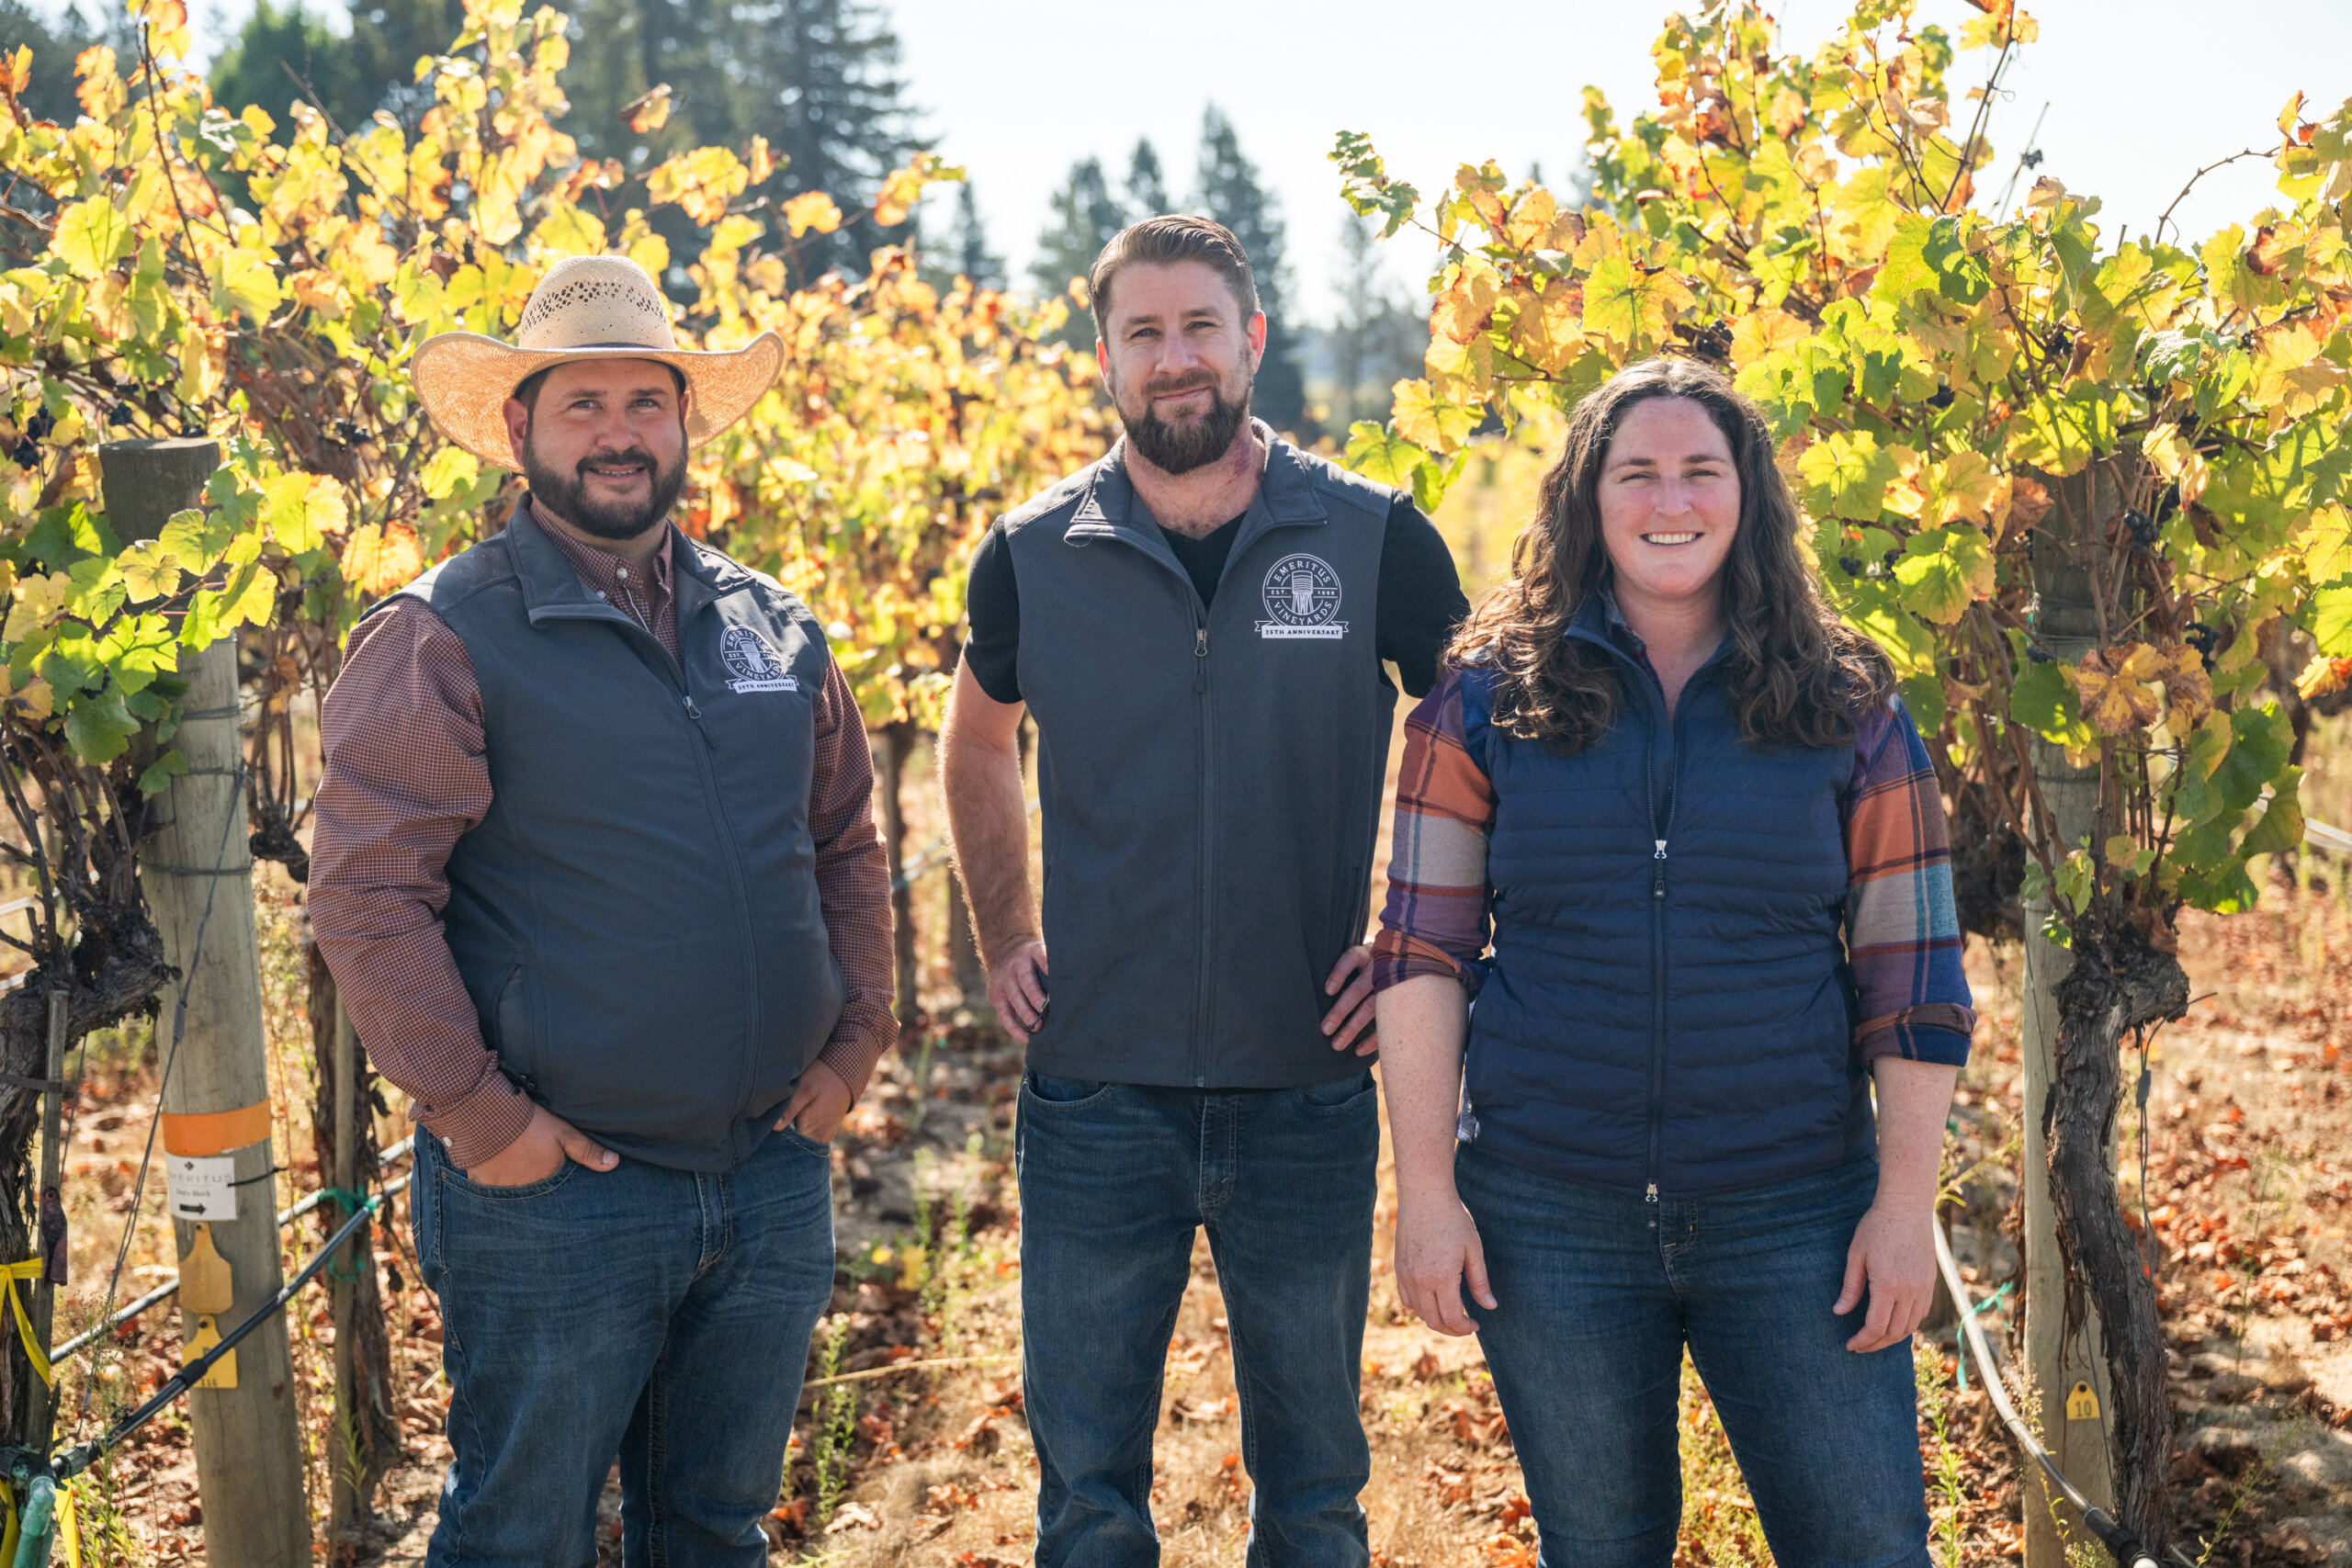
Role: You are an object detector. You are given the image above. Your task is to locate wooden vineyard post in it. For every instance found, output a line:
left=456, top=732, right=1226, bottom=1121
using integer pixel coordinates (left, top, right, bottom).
left=2020, top=477, right=2120, bottom=1566
left=100, top=440, right=311, bottom=1565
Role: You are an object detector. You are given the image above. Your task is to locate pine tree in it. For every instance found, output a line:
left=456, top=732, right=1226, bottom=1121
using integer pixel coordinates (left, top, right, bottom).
left=209, top=0, right=368, bottom=130
left=1324, top=211, right=1427, bottom=431
left=1193, top=105, right=1305, bottom=434
left=1124, top=138, right=1168, bottom=219
left=0, top=0, right=133, bottom=126
left=345, top=0, right=459, bottom=124
left=557, top=0, right=922, bottom=282
left=945, top=181, right=1005, bottom=290
left=1032, top=156, right=1125, bottom=345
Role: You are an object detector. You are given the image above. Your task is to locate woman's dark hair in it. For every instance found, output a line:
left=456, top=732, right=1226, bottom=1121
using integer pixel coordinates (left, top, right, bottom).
left=1452, top=355, right=1894, bottom=753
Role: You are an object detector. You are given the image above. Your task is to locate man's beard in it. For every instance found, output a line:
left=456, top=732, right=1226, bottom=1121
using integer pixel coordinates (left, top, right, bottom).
left=1120, top=370, right=1251, bottom=476
left=522, top=435, right=687, bottom=540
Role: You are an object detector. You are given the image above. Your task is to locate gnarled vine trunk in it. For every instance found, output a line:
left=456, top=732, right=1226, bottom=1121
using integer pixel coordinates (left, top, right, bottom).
left=2046, top=917, right=2188, bottom=1549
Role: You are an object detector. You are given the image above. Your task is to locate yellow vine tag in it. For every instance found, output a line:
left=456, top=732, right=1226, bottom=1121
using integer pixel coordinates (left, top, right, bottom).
left=2066, top=1380, right=2100, bottom=1421
left=189, top=1314, right=237, bottom=1390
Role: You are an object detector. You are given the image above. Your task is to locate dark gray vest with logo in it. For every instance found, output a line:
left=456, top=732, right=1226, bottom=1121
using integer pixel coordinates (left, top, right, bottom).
left=1005, top=428, right=1396, bottom=1088
left=384, top=503, right=845, bottom=1172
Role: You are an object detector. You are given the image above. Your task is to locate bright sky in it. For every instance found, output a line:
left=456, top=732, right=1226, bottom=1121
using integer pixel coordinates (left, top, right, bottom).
left=884, top=0, right=2352, bottom=313
left=176, top=0, right=2352, bottom=314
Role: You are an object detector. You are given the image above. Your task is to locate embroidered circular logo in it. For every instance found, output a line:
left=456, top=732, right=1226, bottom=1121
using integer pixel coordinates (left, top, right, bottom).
left=1257, top=554, right=1347, bottom=639
left=720, top=626, right=797, bottom=692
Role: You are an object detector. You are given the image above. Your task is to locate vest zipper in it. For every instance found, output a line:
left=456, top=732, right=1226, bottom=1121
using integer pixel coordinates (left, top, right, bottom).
left=1192, top=612, right=1214, bottom=1088
left=1645, top=698, right=1686, bottom=1202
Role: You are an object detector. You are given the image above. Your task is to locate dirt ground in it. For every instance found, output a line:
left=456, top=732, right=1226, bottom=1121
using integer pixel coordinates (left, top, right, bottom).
left=35, top=820, right=2352, bottom=1564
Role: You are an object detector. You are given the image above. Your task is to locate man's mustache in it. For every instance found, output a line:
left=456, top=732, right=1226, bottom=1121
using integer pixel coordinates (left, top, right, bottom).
left=579, top=448, right=661, bottom=475
left=1137, top=372, right=1220, bottom=401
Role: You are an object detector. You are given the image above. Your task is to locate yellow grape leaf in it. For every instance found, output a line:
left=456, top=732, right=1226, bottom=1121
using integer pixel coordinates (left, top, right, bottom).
left=210, top=247, right=282, bottom=324
left=2296, top=654, right=2352, bottom=701
left=341, top=523, right=424, bottom=597
left=1503, top=187, right=1558, bottom=252
left=1581, top=256, right=1690, bottom=355
left=421, top=446, right=480, bottom=501
left=619, top=85, right=671, bottom=134
left=647, top=146, right=749, bottom=226
left=1509, top=282, right=1585, bottom=373
left=1923, top=451, right=1998, bottom=526
left=2064, top=644, right=2163, bottom=736
left=262, top=472, right=345, bottom=555
left=1431, top=256, right=1499, bottom=344
left=5, top=45, right=28, bottom=98
left=784, top=190, right=842, bottom=238
left=52, top=197, right=133, bottom=280
left=748, top=135, right=775, bottom=186
left=1728, top=309, right=1808, bottom=369
left=2148, top=641, right=2213, bottom=735
left=1425, top=335, right=1492, bottom=402
left=8, top=678, right=53, bottom=721
left=530, top=199, right=605, bottom=258
left=3, top=570, right=73, bottom=641
left=1391, top=379, right=1479, bottom=455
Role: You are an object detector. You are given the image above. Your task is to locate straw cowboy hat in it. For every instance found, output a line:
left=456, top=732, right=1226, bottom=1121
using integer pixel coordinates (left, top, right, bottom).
left=411, top=254, right=784, bottom=470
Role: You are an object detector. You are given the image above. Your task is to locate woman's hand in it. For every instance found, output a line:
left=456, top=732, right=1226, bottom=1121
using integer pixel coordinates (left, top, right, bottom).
left=1396, top=1190, right=1498, bottom=1337
left=1835, top=1192, right=1936, bottom=1352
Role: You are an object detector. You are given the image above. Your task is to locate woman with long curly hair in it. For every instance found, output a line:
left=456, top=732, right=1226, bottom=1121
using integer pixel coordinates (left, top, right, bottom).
left=1372, top=356, right=1974, bottom=1564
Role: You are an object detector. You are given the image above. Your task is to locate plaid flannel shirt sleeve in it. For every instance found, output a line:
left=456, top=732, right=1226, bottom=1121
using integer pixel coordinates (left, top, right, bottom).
left=1843, top=697, right=1977, bottom=1066
left=1372, top=668, right=1498, bottom=994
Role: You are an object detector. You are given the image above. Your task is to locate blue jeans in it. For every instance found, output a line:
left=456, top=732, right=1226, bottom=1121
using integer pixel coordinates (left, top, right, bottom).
left=1456, top=1145, right=1930, bottom=1568
left=1016, top=1072, right=1380, bottom=1568
left=413, top=1123, right=836, bottom=1567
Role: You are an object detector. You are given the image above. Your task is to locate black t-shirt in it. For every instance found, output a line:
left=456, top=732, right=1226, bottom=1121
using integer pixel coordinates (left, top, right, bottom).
left=961, top=491, right=1468, bottom=705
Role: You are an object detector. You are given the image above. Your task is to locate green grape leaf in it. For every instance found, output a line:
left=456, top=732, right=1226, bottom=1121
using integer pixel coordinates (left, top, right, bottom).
left=1797, top=431, right=1898, bottom=522
left=1893, top=525, right=1994, bottom=625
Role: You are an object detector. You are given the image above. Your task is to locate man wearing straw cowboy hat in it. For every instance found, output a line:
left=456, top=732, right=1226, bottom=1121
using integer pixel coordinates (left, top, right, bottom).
left=311, top=254, right=894, bottom=1565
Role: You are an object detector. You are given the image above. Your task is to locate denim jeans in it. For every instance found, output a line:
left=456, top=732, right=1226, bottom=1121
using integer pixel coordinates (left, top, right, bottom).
left=1016, top=1072, right=1380, bottom=1568
left=1456, top=1144, right=1930, bottom=1568
left=413, top=1123, right=836, bottom=1567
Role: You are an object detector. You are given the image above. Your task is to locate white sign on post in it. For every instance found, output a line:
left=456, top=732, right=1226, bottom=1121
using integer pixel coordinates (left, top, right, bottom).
left=166, top=1154, right=238, bottom=1222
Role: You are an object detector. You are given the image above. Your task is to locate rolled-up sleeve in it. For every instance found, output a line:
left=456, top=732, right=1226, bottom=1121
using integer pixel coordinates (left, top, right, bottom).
left=310, top=600, right=536, bottom=1169
left=1843, top=699, right=1977, bottom=1066
left=1373, top=667, right=1497, bottom=994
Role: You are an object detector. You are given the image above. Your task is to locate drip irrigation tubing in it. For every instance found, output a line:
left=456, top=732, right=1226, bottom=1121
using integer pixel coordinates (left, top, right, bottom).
left=49, top=1136, right=414, bottom=1363
left=51, top=1190, right=387, bottom=1481
left=1935, top=1223, right=2197, bottom=1568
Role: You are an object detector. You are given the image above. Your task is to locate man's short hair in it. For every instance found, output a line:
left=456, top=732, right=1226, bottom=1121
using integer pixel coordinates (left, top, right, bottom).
left=1088, top=216, right=1261, bottom=344
left=512, top=360, right=686, bottom=415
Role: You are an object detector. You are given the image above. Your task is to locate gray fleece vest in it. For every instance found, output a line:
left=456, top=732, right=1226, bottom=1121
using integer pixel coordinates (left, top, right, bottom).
left=384, top=503, right=845, bottom=1173
left=1005, top=427, right=1396, bottom=1089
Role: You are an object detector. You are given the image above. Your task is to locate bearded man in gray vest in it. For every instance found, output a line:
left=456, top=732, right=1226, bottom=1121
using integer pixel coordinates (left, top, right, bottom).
left=311, top=255, right=894, bottom=1566
left=941, top=217, right=1468, bottom=1566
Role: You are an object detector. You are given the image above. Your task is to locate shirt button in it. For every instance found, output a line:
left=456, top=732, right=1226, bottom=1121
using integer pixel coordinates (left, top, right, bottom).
left=616, top=566, right=629, bottom=578
left=595, top=590, right=607, bottom=600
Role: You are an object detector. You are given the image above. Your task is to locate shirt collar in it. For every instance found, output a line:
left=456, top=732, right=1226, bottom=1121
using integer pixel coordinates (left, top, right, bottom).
left=526, top=496, right=675, bottom=602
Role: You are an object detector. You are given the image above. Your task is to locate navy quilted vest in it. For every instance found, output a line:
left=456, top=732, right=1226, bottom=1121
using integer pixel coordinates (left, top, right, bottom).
left=1460, top=599, right=1871, bottom=1197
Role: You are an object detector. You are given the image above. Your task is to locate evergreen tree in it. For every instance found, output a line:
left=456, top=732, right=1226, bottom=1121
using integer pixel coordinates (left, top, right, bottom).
left=209, top=1, right=368, bottom=130
left=1324, top=210, right=1426, bottom=430
left=945, top=181, right=1004, bottom=290
left=1031, top=156, right=1124, bottom=344
left=1192, top=105, right=1305, bottom=434
left=0, top=0, right=132, bottom=126
left=1124, top=138, right=1168, bottom=219
left=558, top=0, right=922, bottom=282
left=345, top=0, right=459, bottom=124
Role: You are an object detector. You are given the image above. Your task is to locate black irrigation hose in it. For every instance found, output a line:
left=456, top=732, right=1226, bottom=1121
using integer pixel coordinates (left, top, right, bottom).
left=51, top=1191, right=385, bottom=1482
left=1934, top=1224, right=2193, bottom=1568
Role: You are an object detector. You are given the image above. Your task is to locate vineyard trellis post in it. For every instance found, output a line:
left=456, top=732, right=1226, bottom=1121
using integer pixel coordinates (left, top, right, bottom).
left=101, top=439, right=310, bottom=1565
left=2020, top=469, right=2120, bottom=1563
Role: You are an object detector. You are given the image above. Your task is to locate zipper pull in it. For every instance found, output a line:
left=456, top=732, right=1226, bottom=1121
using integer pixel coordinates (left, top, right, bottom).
left=683, top=694, right=703, bottom=722
left=1653, top=839, right=1667, bottom=898
left=1645, top=1182, right=1658, bottom=1203
left=1196, top=627, right=1208, bottom=658
left=1193, top=626, right=1208, bottom=693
